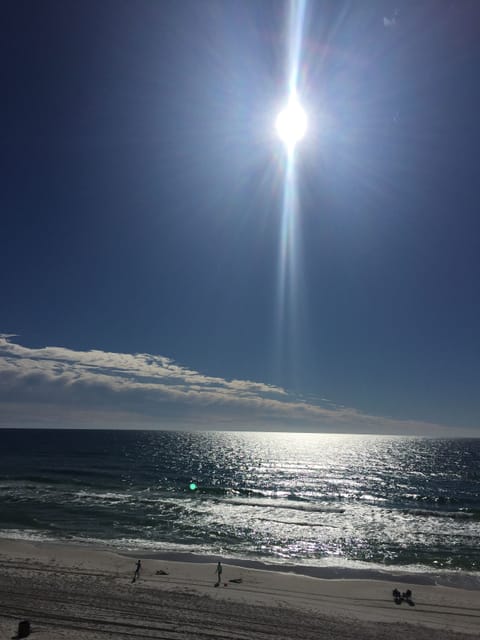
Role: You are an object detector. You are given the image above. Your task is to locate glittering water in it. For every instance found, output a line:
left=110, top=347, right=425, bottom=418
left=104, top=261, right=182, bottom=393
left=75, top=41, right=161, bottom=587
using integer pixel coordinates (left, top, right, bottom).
left=1, top=430, right=479, bottom=578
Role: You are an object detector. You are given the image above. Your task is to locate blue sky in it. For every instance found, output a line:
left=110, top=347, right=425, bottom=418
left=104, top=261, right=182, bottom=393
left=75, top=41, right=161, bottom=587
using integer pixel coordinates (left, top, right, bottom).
left=1, top=0, right=479, bottom=434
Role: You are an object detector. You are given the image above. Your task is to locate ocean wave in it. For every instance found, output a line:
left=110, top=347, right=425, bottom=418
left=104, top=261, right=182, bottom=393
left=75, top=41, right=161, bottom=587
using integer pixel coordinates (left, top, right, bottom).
left=403, top=508, right=476, bottom=520
left=401, top=493, right=460, bottom=505
left=188, top=486, right=300, bottom=500
left=223, top=498, right=345, bottom=514
left=72, top=490, right=133, bottom=503
left=183, top=485, right=332, bottom=502
left=0, top=528, right=58, bottom=543
left=257, top=518, right=336, bottom=527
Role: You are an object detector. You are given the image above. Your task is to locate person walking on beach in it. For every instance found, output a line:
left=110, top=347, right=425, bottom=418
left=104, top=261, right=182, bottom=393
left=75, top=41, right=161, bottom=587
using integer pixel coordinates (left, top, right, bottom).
left=132, top=559, right=141, bottom=582
left=215, top=562, right=222, bottom=586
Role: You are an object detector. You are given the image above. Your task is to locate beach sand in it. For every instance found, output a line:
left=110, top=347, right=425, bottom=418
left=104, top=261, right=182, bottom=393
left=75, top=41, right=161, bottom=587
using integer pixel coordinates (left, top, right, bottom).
left=0, top=538, right=479, bottom=639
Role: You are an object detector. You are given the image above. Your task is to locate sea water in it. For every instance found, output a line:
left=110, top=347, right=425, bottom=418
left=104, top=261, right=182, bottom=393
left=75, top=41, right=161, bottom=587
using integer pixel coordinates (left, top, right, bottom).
left=1, top=429, right=479, bottom=586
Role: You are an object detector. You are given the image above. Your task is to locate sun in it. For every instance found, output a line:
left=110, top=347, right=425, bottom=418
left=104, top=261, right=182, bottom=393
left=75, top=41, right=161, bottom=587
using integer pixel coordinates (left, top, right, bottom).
left=275, top=99, right=307, bottom=148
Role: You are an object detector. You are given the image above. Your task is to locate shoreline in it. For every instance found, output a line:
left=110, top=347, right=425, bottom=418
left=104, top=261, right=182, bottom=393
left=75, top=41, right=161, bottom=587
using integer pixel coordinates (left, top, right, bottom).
left=4, top=530, right=480, bottom=591
left=1, top=536, right=480, bottom=639
left=124, top=550, right=480, bottom=590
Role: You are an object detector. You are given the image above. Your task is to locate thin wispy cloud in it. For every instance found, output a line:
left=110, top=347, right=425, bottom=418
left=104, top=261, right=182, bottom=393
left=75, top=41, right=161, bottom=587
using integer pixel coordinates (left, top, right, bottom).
left=0, top=334, right=462, bottom=435
left=383, top=9, right=399, bottom=28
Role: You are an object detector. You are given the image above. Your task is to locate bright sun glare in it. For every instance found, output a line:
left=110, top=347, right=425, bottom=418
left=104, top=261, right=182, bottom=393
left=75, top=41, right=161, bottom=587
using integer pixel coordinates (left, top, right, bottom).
left=275, top=99, right=307, bottom=148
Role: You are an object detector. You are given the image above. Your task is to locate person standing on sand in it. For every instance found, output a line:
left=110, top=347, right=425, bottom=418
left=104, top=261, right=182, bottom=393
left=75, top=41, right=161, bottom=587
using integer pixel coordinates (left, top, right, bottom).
left=215, top=562, right=222, bottom=585
left=133, top=559, right=141, bottom=582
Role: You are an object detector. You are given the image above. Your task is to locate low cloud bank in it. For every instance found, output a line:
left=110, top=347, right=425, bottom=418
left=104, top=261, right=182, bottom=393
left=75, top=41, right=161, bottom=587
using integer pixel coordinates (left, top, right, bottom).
left=0, top=334, right=466, bottom=435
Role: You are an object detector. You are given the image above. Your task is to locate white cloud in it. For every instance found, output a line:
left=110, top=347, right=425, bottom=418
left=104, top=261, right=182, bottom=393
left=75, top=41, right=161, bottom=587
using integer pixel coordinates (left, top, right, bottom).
left=383, top=16, right=396, bottom=27
left=0, top=334, right=467, bottom=435
left=383, top=9, right=399, bottom=28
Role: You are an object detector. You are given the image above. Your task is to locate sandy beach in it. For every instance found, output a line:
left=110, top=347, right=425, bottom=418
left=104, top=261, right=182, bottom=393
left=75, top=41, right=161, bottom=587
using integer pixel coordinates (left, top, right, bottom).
left=0, top=538, right=479, bottom=639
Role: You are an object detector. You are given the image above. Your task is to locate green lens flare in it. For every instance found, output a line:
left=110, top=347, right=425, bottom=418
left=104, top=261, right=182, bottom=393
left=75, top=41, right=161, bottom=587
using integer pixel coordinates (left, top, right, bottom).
left=189, top=482, right=197, bottom=491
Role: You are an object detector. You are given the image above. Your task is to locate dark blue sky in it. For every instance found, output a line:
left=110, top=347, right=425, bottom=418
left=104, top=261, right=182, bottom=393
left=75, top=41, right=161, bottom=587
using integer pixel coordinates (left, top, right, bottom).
left=1, top=0, right=479, bottom=433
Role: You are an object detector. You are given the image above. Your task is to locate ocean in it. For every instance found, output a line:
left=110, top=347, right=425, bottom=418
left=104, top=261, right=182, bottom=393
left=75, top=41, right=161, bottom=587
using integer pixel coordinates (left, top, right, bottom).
left=1, top=429, right=479, bottom=587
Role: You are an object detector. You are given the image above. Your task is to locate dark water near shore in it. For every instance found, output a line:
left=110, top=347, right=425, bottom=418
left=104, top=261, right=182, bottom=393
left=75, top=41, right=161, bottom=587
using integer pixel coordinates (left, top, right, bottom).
left=1, top=429, right=479, bottom=585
